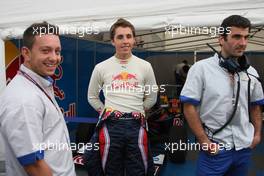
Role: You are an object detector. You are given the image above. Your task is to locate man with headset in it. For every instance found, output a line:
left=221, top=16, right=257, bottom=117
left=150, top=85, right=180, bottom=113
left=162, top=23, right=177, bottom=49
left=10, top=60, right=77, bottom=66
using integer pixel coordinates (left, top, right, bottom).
left=180, top=15, right=264, bottom=176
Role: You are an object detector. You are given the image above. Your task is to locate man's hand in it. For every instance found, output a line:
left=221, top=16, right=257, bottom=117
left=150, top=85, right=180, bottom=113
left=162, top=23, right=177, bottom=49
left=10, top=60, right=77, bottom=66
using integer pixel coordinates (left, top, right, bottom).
left=201, top=141, right=220, bottom=155
left=208, top=142, right=220, bottom=155
left=24, top=159, right=53, bottom=176
left=250, top=135, right=261, bottom=149
left=250, top=105, right=262, bottom=149
left=183, top=103, right=222, bottom=155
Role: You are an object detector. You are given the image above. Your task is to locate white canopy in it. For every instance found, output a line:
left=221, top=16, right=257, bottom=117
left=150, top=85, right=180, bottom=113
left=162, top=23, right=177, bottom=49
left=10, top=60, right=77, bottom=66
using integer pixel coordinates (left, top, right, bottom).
left=0, top=0, right=264, bottom=39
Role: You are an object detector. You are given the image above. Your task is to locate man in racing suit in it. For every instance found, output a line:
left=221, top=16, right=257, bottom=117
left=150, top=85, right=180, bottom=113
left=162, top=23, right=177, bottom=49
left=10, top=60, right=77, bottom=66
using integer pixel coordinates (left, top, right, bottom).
left=86, top=18, right=157, bottom=176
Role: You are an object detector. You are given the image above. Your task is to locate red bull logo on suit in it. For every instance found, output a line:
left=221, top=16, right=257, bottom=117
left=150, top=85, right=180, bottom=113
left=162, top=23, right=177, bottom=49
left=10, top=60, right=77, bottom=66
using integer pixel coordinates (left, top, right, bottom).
left=111, top=71, right=138, bottom=89
left=112, top=71, right=137, bottom=81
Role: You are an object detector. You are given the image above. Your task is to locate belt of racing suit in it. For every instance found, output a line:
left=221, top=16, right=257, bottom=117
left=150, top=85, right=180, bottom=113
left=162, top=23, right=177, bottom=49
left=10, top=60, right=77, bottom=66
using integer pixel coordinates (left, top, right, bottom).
left=96, top=108, right=146, bottom=129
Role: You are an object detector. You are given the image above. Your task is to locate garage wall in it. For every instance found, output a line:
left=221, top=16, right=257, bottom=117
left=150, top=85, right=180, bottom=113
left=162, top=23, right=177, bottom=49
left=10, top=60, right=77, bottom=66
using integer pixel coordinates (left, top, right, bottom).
left=145, top=53, right=195, bottom=85
left=146, top=51, right=264, bottom=86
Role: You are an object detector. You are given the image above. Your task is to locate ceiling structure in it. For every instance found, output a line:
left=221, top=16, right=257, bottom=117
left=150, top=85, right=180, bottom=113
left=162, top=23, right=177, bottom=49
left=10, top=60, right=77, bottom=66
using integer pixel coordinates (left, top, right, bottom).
left=131, top=26, right=264, bottom=52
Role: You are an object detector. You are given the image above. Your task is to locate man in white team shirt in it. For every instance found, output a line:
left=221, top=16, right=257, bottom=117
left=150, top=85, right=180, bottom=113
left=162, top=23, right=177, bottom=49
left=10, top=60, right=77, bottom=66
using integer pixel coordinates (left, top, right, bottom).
left=180, top=15, right=263, bottom=176
left=0, top=22, right=75, bottom=176
left=86, top=18, right=157, bottom=176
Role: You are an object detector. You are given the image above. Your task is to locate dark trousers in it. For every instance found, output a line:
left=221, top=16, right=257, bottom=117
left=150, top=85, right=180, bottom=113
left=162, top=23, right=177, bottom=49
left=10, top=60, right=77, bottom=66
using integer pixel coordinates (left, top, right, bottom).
left=85, top=117, right=154, bottom=176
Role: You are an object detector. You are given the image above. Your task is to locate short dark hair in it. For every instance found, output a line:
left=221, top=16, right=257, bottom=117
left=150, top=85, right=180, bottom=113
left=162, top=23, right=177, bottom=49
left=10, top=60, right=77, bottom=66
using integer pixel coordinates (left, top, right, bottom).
left=23, top=21, right=59, bottom=49
left=220, top=15, right=251, bottom=36
left=110, top=18, right=136, bottom=40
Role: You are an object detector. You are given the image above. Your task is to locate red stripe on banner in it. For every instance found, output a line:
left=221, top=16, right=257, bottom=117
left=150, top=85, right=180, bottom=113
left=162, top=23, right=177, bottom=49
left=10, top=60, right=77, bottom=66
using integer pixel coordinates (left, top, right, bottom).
left=70, top=103, right=73, bottom=116
left=73, top=103, right=76, bottom=116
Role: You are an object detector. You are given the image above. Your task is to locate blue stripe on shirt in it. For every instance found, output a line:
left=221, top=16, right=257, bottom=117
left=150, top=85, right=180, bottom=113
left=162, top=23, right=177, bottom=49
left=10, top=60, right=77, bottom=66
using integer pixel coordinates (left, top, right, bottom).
left=251, top=99, right=264, bottom=105
left=17, top=150, right=44, bottom=166
left=180, top=95, right=200, bottom=106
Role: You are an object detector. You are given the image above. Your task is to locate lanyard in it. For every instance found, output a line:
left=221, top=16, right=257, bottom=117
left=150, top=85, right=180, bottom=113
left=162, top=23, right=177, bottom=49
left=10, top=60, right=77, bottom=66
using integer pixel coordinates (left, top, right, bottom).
left=18, top=70, right=59, bottom=112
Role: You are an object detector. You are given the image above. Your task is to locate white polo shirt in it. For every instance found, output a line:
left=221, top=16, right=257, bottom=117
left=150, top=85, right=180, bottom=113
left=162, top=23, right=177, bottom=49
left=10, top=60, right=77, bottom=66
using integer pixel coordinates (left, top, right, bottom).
left=180, top=54, right=264, bottom=150
left=0, top=65, right=76, bottom=176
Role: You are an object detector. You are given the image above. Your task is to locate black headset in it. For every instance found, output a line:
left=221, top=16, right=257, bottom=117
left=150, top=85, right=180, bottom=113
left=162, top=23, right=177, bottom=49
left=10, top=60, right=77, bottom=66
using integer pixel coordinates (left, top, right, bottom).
left=207, top=43, right=261, bottom=82
left=206, top=43, right=250, bottom=74
left=219, top=54, right=250, bottom=74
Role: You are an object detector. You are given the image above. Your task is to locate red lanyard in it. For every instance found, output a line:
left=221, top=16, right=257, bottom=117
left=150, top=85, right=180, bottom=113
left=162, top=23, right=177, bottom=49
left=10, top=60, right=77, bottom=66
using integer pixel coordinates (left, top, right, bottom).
left=18, top=70, right=59, bottom=112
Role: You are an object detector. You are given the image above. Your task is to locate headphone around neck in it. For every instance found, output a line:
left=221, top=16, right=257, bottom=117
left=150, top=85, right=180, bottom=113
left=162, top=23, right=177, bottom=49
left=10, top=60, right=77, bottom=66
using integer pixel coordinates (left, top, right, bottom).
left=218, top=54, right=250, bottom=74
left=206, top=43, right=250, bottom=74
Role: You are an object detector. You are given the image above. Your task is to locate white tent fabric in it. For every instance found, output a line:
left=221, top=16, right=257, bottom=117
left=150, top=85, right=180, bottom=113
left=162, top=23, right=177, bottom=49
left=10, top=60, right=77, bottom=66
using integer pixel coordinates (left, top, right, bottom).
left=0, top=0, right=264, bottom=39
